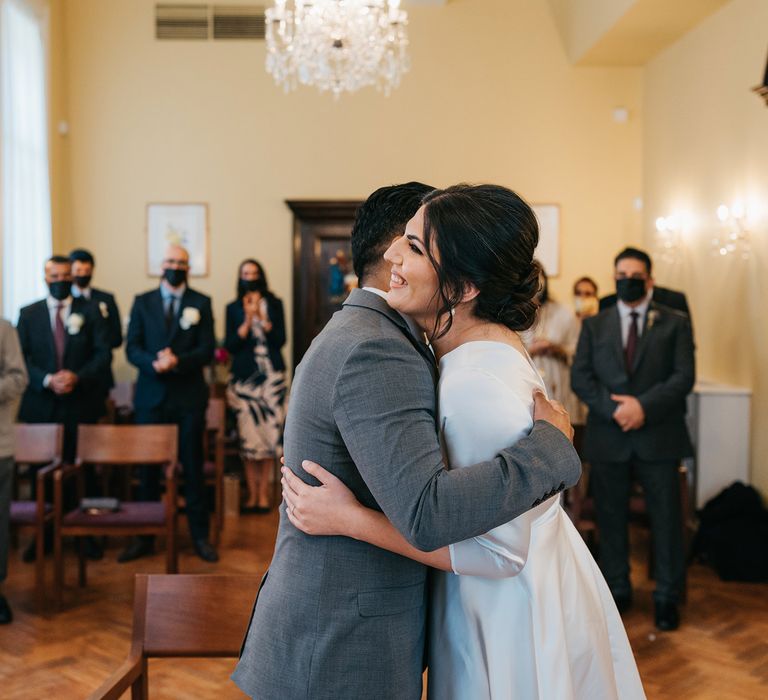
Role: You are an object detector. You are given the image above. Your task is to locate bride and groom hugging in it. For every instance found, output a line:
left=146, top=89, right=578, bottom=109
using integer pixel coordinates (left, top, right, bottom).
left=233, top=183, right=646, bottom=699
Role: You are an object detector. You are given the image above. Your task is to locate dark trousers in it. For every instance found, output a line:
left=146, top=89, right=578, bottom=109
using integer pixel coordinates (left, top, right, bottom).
left=135, top=402, right=209, bottom=541
left=591, top=458, right=684, bottom=603
left=0, top=456, right=12, bottom=582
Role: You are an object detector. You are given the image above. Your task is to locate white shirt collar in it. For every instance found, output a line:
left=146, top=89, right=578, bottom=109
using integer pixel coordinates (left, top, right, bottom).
left=617, top=289, right=652, bottom=320
left=46, top=295, right=72, bottom=310
left=72, top=285, right=91, bottom=300
left=361, top=286, right=388, bottom=301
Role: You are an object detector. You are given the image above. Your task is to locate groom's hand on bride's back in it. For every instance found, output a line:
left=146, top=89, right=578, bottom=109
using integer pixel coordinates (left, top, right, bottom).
left=533, top=390, right=574, bottom=442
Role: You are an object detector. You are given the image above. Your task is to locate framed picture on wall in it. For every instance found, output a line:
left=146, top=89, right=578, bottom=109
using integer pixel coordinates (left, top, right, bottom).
left=531, top=204, right=560, bottom=277
left=146, top=202, right=209, bottom=277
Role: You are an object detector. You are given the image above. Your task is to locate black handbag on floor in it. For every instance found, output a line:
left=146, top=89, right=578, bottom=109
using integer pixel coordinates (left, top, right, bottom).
left=692, top=481, right=768, bottom=582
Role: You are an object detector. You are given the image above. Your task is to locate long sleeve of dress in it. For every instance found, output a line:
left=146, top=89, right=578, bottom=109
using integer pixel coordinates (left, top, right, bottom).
left=441, top=366, right=545, bottom=579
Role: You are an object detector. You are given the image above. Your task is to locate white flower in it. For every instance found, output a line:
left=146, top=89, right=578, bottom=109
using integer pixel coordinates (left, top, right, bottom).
left=647, top=310, right=660, bottom=331
left=179, top=306, right=201, bottom=330
left=67, top=313, right=85, bottom=335
left=99, top=301, right=109, bottom=319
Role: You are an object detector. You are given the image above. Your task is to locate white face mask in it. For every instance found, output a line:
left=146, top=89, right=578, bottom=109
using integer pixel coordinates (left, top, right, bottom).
left=574, top=296, right=599, bottom=316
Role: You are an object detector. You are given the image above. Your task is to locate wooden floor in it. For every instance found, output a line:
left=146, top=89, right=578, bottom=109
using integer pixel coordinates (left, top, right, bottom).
left=1, top=513, right=767, bottom=699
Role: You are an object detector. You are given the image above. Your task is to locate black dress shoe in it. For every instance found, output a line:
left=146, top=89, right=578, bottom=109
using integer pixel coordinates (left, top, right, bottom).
left=84, top=536, right=104, bottom=561
left=613, top=593, right=632, bottom=614
left=655, top=601, right=680, bottom=631
left=117, top=537, right=155, bottom=563
left=241, top=504, right=272, bottom=515
left=193, top=539, right=219, bottom=563
left=0, top=595, right=12, bottom=624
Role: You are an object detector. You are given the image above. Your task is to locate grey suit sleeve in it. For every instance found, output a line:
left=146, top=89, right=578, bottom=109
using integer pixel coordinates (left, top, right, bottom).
left=331, top=339, right=581, bottom=552
left=637, top=316, right=695, bottom=425
left=0, top=323, right=28, bottom=403
left=571, top=321, right=618, bottom=421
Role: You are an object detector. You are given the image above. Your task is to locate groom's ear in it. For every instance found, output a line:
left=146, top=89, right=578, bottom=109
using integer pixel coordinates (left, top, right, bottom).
left=461, top=283, right=480, bottom=305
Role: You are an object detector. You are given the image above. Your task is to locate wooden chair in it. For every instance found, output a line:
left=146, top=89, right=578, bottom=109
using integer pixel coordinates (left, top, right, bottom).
left=203, top=398, right=226, bottom=546
left=9, top=424, right=63, bottom=610
left=565, top=463, right=691, bottom=601
left=88, top=573, right=259, bottom=700
left=53, top=425, right=179, bottom=609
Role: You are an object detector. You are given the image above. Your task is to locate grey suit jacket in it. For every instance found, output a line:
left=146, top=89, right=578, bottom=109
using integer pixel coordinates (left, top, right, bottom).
left=233, top=289, right=581, bottom=700
left=0, top=320, right=28, bottom=458
left=571, top=301, right=695, bottom=462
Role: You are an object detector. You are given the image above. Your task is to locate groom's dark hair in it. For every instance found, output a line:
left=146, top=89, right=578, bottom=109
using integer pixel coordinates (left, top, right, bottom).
left=351, top=181, right=434, bottom=285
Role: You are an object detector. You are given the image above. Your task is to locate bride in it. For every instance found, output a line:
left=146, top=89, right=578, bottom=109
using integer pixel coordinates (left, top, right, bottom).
left=282, top=184, right=645, bottom=700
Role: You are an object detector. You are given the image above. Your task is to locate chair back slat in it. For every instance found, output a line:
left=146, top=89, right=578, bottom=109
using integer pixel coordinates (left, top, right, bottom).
left=76, top=425, right=178, bottom=465
left=205, top=398, right=225, bottom=434
left=142, top=574, right=259, bottom=656
left=14, top=424, right=63, bottom=464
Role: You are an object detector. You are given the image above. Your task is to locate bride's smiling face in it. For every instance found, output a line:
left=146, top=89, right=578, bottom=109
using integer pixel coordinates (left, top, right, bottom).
left=384, top=205, right=441, bottom=327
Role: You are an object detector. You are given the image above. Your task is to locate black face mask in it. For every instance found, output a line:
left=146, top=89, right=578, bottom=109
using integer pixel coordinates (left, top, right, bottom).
left=238, top=279, right=265, bottom=297
left=74, top=275, right=92, bottom=289
left=616, top=277, right=646, bottom=303
left=163, top=268, right=187, bottom=288
left=48, top=280, right=72, bottom=301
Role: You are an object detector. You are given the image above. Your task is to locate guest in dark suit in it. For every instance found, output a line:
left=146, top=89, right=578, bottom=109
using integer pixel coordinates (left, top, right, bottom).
left=121, top=244, right=218, bottom=563
left=16, top=255, right=112, bottom=561
left=16, top=255, right=112, bottom=461
left=599, top=249, right=690, bottom=317
left=571, top=247, right=695, bottom=631
left=224, top=259, right=287, bottom=513
left=69, top=248, right=123, bottom=417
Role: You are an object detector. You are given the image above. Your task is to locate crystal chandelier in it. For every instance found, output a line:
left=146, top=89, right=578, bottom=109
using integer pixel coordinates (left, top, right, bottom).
left=265, top=0, right=410, bottom=98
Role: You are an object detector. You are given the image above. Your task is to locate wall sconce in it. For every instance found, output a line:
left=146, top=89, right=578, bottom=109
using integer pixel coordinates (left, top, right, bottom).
left=712, top=202, right=751, bottom=259
left=654, top=214, right=684, bottom=264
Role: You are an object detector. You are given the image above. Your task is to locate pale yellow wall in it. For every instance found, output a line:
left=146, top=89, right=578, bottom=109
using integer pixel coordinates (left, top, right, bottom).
left=643, top=0, right=768, bottom=492
left=51, top=0, right=643, bottom=377
left=49, top=0, right=71, bottom=252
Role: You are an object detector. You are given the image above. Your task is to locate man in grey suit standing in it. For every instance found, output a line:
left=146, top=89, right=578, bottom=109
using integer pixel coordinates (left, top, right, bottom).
left=0, top=317, right=29, bottom=623
left=233, top=183, right=582, bottom=700
left=572, top=247, right=695, bottom=631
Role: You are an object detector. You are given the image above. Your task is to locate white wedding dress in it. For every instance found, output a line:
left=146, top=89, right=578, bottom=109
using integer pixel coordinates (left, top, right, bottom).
left=428, top=341, right=646, bottom=700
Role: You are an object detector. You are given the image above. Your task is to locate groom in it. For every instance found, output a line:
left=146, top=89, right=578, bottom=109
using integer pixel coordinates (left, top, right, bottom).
left=233, top=183, right=581, bottom=699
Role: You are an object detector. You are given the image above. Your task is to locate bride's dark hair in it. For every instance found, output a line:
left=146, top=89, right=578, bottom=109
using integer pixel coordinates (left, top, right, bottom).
left=420, top=184, right=542, bottom=341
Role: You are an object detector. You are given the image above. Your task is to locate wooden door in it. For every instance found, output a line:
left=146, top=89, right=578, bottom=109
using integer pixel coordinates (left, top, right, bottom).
left=288, top=200, right=362, bottom=369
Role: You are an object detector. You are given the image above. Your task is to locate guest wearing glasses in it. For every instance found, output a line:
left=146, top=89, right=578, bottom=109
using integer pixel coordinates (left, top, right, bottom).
left=224, top=259, right=287, bottom=513
left=121, top=245, right=218, bottom=563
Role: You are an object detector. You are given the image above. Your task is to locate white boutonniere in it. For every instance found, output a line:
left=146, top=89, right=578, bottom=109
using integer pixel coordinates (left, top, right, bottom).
left=646, top=309, right=660, bottom=331
left=179, top=306, right=201, bottom=330
left=99, top=301, right=109, bottom=319
left=67, top=313, right=85, bottom=335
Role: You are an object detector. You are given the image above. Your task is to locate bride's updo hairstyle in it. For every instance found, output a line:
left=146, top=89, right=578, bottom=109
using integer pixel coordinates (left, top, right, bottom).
left=421, top=184, right=542, bottom=340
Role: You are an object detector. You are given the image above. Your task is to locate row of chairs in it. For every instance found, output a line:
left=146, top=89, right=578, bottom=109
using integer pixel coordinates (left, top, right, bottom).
left=88, top=573, right=258, bottom=699
left=9, top=398, right=227, bottom=611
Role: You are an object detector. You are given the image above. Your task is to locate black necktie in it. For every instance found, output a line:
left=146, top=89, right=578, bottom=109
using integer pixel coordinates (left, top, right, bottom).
left=165, top=296, right=177, bottom=330
left=625, top=311, right=639, bottom=372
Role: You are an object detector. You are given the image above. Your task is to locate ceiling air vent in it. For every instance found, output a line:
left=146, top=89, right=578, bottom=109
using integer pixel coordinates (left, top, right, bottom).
left=213, top=6, right=265, bottom=40
left=156, top=4, right=209, bottom=40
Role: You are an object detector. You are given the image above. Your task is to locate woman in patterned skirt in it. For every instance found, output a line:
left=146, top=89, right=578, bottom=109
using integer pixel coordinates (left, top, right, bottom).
left=225, top=259, right=287, bottom=513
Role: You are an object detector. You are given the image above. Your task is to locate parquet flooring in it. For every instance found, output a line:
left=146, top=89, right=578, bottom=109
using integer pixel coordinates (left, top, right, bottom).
left=1, top=514, right=766, bottom=699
